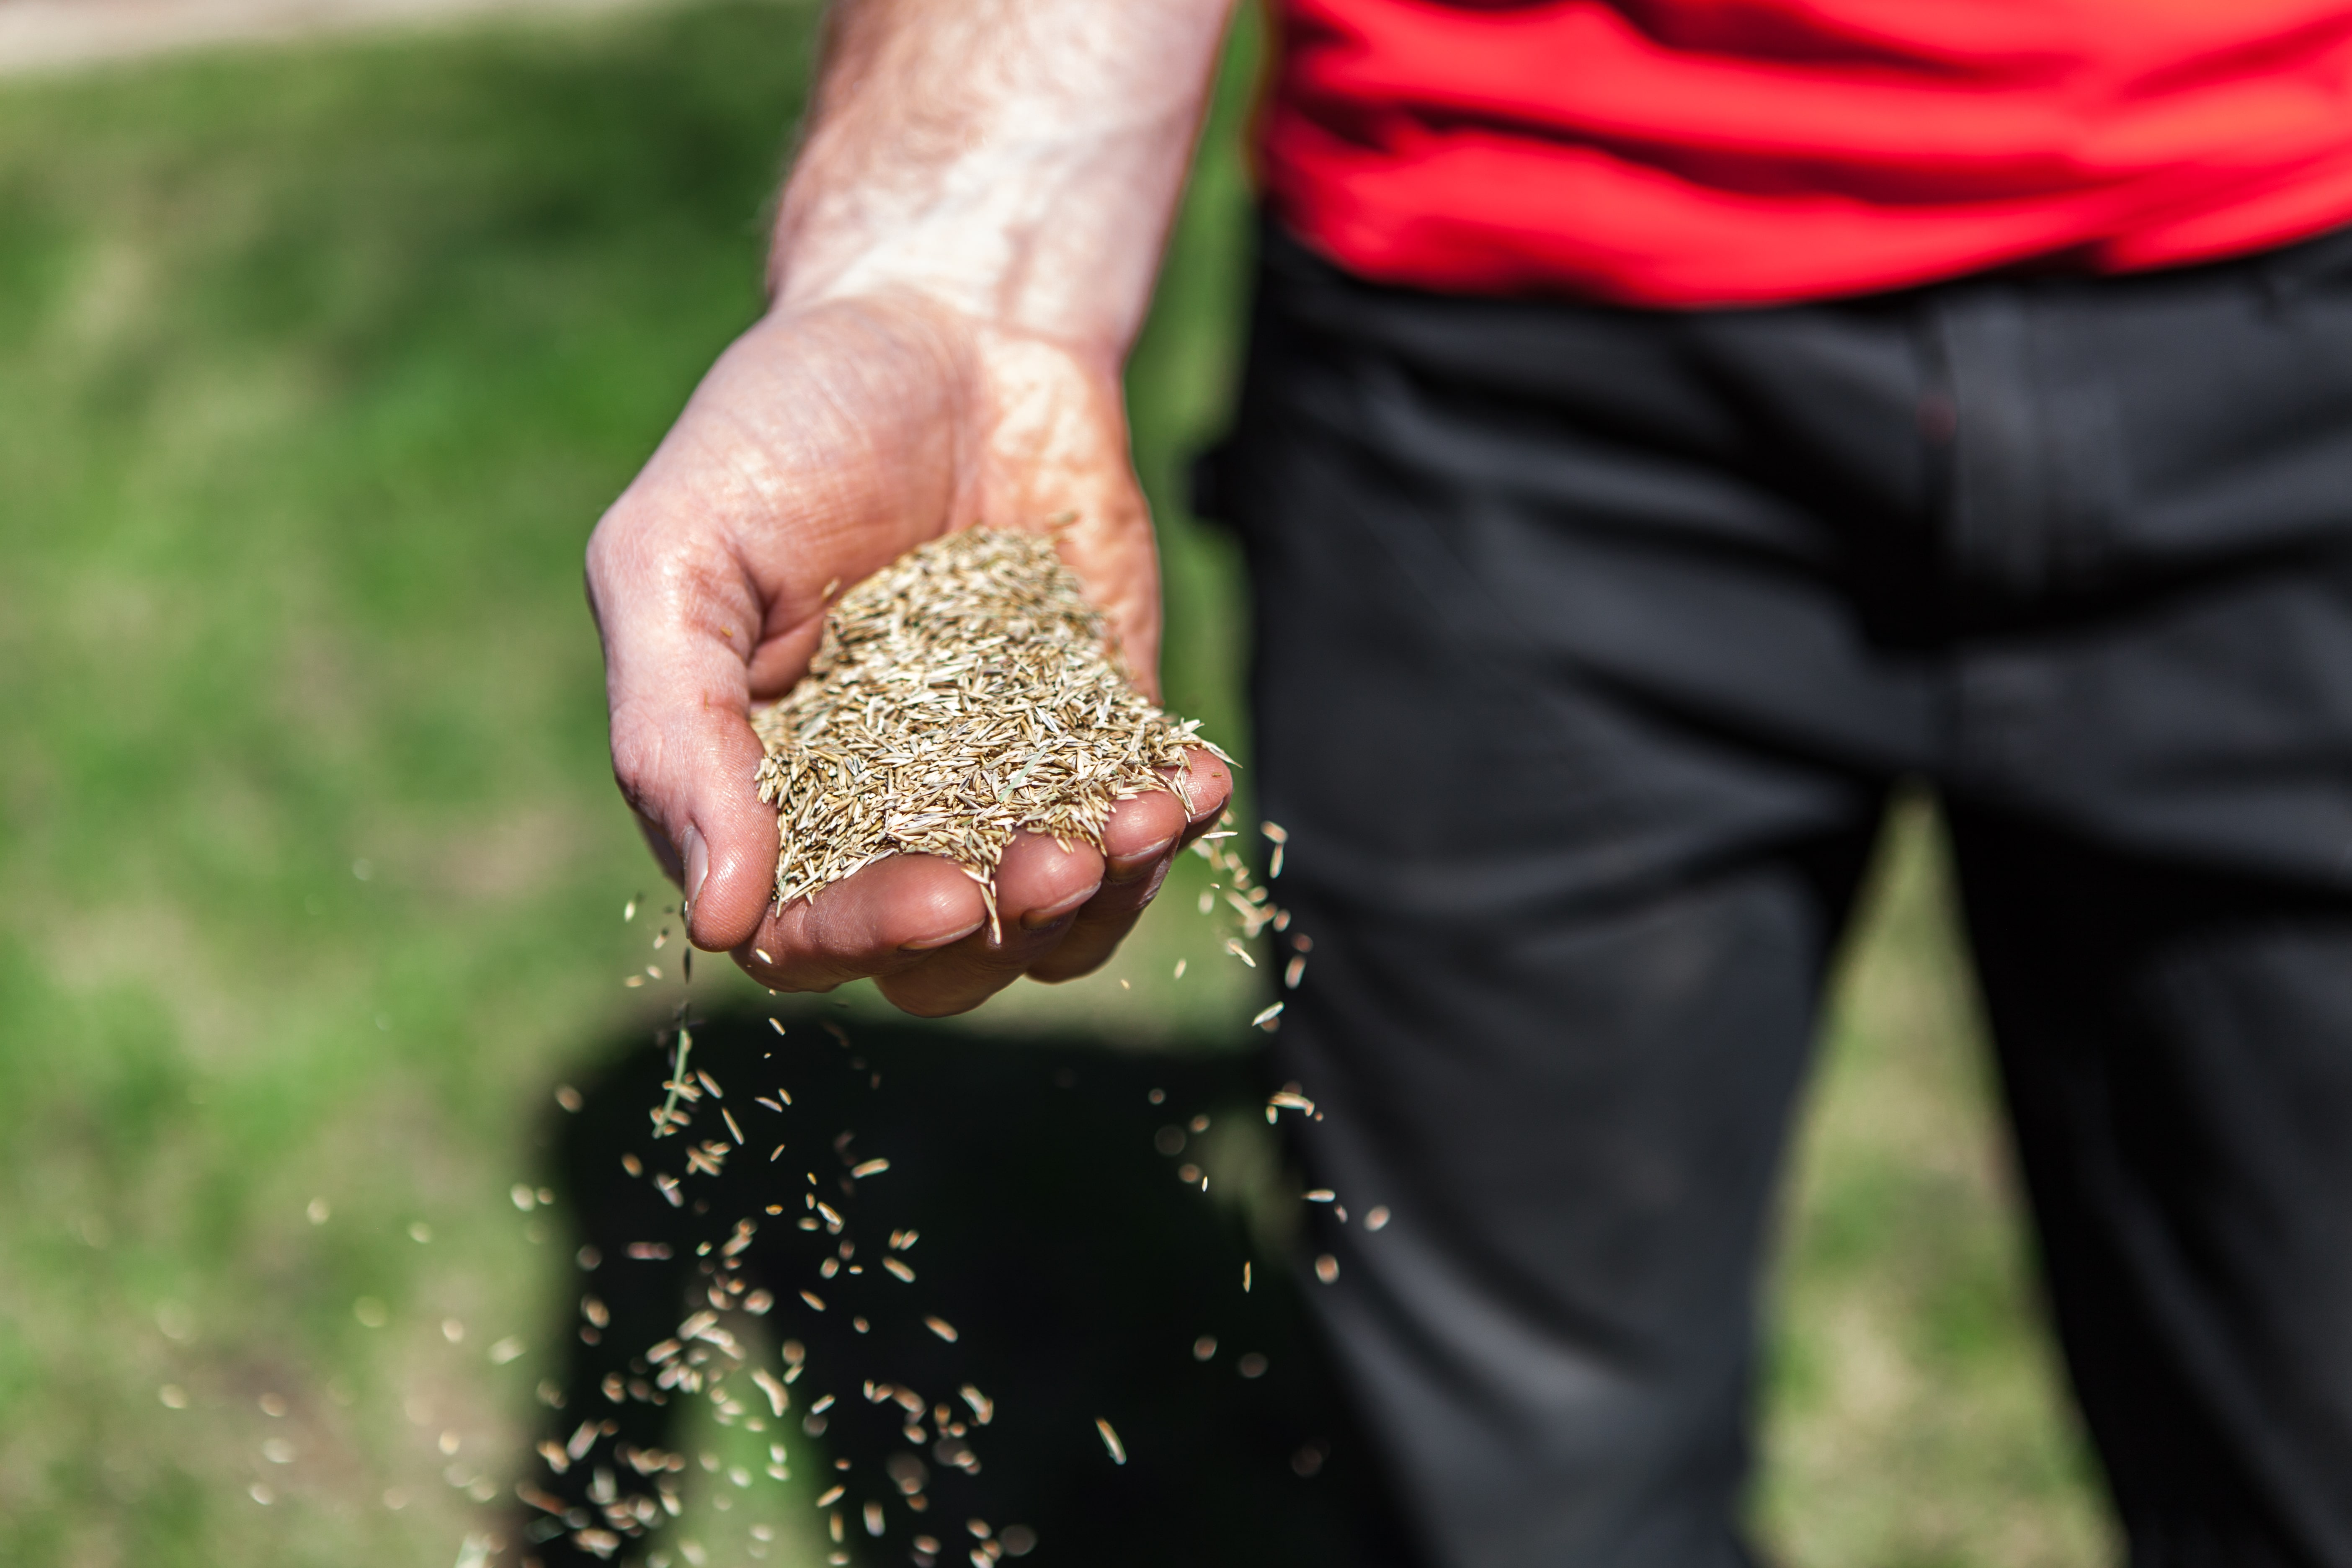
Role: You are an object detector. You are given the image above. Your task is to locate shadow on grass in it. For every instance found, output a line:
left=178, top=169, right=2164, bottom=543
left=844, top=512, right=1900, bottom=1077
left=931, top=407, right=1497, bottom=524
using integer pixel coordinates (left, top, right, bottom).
left=518, top=1007, right=1421, bottom=1568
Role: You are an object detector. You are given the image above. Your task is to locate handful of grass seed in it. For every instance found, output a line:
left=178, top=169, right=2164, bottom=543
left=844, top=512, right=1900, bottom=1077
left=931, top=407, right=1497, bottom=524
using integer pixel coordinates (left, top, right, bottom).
left=751, top=528, right=1225, bottom=934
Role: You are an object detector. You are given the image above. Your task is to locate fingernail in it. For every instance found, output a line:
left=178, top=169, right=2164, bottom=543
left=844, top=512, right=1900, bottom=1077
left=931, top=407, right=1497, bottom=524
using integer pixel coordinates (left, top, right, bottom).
left=901, top=918, right=985, bottom=954
left=682, top=826, right=709, bottom=917
left=1104, top=834, right=1177, bottom=884
left=1019, top=885, right=1098, bottom=931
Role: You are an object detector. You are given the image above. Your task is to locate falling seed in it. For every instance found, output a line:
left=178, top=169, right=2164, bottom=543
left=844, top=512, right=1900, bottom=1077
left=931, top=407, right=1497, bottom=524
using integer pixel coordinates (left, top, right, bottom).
left=1315, top=1254, right=1340, bottom=1284
left=1284, top=955, right=1305, bottom=989
left=1269, top=844, right=1285, bottom=878
left=1172, top=959, right=1186, bottom=980
left=884, top=1258, right=916, bottom=1283
left=409, top=1221, right=433, bottom=1243
left=625, top=898, right=639, bottom=922
left=1238, top=1353, right=1268, bottom=1379
left=754, top=949, right=775, bottom=965
left=442, top=1318, right=465, bottom=1344
left=1305, top=1189, right=1336, bottom=1202
left=925, top=1316, right=959, bottom=1343
left=1119, top=978, right=1130, bottom=990
left=1094, top=1419, right=1126, bottom=1465
left=1191, top=1336, right=1217, bottom=1361
left=769, top=1018, right=787, bottom=1036
left=866, top=1501, right=886, bottom=1536
left=816, top=1485, right=845, bottom=1508
left=1224, top=939, right=1256, bottom=969
left=801, top=1292, right=826, bottom=1312
left=307, top=1197, right=331, bottom=1225
left=851, top=1158, right=891, bottom=1178
left=556, top=1085, right=583, bottom=1112
left=1366, top=1206, right=1391, bottom=1231
left=1251, top=1001, right=1284, bottom=1029
left=1242, top=1262, right=1251, bottom=1292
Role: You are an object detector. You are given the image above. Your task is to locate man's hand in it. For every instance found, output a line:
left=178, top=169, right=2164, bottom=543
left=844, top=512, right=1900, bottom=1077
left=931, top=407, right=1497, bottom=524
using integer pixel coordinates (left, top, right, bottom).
left=585, top=0, right=1236, bottom=1016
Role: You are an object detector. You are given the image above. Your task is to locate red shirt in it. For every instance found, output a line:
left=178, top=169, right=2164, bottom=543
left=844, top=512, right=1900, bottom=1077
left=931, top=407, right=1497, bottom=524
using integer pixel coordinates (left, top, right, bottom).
left=1259, top=1, right=2352, bottom=304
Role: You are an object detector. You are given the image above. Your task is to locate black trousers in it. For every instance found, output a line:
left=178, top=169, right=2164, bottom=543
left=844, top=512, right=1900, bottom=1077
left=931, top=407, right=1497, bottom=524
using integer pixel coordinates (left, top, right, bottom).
left=1212, top=225, right=2352, bottom=1568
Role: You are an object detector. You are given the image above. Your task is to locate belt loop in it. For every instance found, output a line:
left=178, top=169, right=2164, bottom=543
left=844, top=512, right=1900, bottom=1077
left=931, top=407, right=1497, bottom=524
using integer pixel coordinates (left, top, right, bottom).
left=1937, top=286, right=2047, bottom=603
left=1934, top=283, right=2118, bottom=609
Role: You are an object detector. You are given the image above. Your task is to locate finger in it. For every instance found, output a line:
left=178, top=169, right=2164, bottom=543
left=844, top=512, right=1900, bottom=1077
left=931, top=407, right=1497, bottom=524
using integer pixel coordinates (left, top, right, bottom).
left=589, top=506, right=782, bottom=954
left=1026, top=749, right=1231, bottom=982
left=1025, top=785, right=1192, bottom=983
left=1165, top=747, right=1235, bottom=849
left=735, top=852, right=991, bottom=993
left=872, top=830, right=1107, bottom=1016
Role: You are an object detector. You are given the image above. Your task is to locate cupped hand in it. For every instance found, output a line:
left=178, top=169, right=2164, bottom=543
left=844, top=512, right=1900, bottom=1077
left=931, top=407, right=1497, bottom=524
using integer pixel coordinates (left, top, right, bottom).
left=585, top=291, right=1231, bottom=1014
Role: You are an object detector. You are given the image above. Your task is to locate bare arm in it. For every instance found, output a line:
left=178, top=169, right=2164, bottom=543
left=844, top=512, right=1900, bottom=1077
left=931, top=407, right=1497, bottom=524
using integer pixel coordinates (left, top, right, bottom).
left=585, top=0, right=1238, bottom=1016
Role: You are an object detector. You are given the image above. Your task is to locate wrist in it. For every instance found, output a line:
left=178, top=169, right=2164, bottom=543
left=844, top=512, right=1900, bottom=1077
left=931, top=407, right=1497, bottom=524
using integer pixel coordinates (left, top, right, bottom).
left=769, top=159, right=1168, bottom=362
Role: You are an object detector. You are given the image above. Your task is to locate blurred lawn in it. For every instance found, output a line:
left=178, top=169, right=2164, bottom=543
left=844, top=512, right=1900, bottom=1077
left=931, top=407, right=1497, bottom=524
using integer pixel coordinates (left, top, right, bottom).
left=0, top=3, right=2112, bottom=1564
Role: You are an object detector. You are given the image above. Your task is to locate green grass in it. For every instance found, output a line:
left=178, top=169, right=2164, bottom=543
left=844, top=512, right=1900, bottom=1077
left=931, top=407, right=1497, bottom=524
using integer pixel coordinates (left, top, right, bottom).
left=1756, top=799, right=2117, bottom=1566
left=0, top=5, right=2110, bottom=1564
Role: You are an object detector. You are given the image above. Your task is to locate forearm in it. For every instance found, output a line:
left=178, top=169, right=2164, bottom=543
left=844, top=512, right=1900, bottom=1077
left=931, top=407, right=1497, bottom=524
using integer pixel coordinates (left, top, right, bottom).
left=771, top=0, right=1237, bottom=359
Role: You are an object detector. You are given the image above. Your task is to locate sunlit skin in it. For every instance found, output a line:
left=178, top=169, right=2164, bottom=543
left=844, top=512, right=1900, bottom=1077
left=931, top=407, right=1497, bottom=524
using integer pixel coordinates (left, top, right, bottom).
left=585, top=0, right=1238, bottom=1016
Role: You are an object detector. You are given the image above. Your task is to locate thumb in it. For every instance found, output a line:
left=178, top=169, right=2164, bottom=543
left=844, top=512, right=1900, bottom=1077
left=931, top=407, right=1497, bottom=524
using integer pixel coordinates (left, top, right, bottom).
left=588, top=531, right=781, bottom=956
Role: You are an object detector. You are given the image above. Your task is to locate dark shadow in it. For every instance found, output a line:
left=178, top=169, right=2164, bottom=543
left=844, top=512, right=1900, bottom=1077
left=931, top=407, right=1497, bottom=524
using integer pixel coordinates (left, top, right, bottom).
left=514, top=1005, right=1420, bottom=1568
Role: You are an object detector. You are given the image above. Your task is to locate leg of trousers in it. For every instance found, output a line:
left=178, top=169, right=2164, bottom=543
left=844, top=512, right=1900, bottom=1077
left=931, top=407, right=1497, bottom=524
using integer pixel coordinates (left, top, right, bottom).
left=1210, top=223, right=2352, bottom=1568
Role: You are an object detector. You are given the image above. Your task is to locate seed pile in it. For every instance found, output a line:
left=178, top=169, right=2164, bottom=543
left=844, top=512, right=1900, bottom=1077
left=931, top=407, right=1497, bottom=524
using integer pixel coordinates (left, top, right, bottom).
left=753, top=529, right=1226, bottom=929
